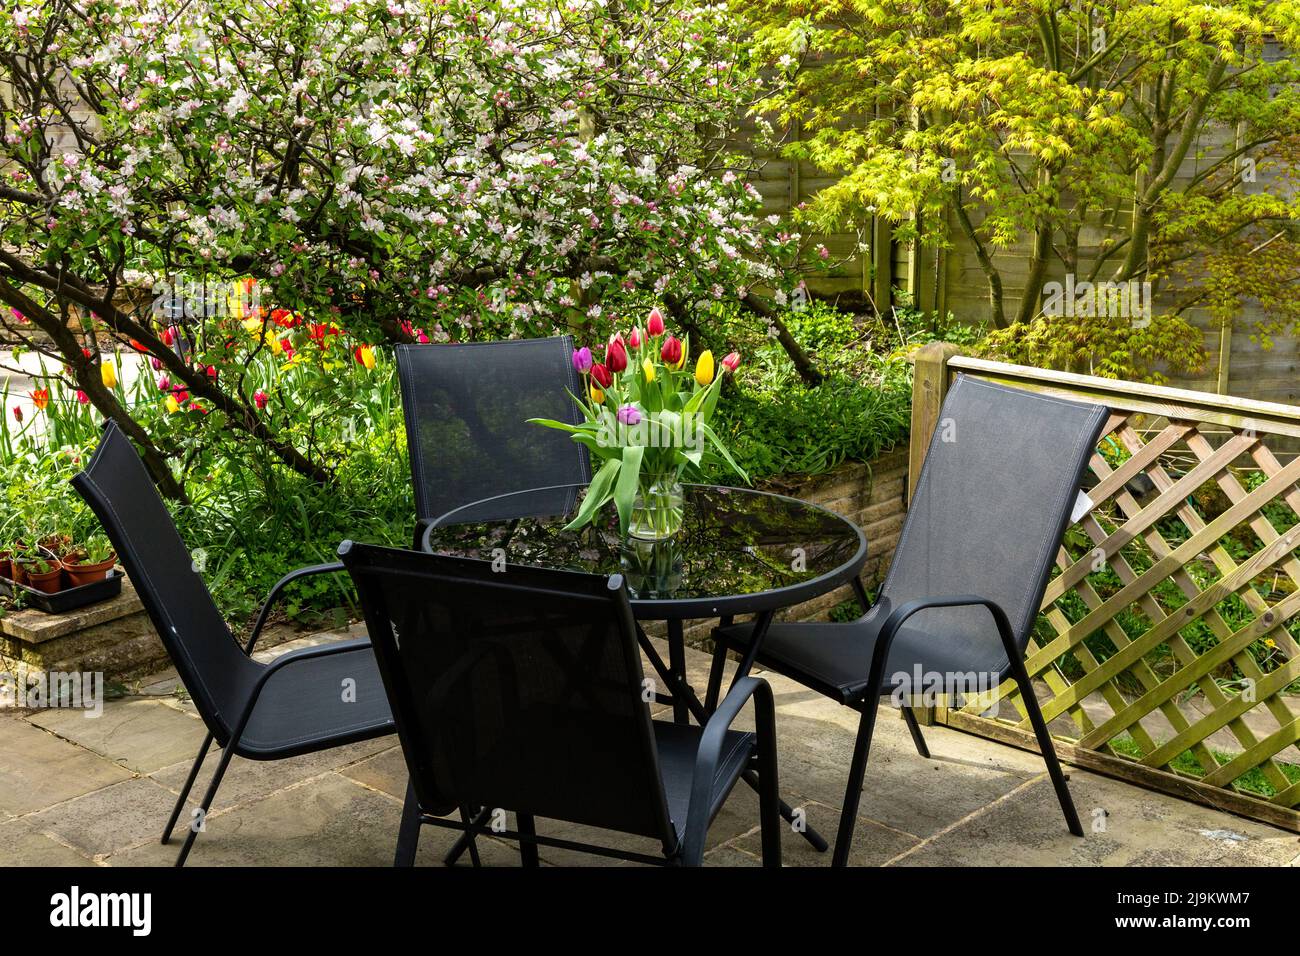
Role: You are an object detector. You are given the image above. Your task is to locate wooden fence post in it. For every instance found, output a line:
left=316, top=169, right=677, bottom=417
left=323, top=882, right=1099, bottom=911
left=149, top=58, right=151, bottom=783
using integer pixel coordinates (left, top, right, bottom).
left=908, top=342, right=963, bottom=504
left=904, top=342, right=962, bottom=727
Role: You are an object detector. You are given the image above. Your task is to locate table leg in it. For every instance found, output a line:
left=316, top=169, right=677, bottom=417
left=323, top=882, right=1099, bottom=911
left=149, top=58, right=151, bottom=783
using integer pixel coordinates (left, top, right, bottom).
left=636, top=615, right=829, bottom=853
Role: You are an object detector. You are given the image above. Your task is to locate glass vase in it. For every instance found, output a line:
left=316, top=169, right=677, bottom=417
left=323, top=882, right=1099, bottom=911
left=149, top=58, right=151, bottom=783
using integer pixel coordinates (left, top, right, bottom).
left=629, top=477, right=684, bottom=540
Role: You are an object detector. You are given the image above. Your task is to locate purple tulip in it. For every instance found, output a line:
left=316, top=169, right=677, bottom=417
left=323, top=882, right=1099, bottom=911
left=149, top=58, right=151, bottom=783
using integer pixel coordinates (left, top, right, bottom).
left=572, top=346, right=593, bottom=373
left=617, top=404, right=642, bottom=426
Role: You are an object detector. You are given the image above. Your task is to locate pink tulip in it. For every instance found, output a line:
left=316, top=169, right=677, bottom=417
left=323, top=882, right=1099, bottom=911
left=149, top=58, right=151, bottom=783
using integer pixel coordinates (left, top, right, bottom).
left=628, top=327, right=642, bottom=349
left=254, top=390, right=268, bottom=410
left=647, top=308, right=665, bottom=337
left=617, top=404, right=642, bottom=426
left=721, top=351, right=741, bottom=373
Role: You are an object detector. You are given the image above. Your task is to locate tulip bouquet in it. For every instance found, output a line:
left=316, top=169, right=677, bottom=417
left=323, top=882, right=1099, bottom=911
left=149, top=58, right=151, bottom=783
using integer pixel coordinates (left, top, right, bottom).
left=531, top=307, right=747, bottom=539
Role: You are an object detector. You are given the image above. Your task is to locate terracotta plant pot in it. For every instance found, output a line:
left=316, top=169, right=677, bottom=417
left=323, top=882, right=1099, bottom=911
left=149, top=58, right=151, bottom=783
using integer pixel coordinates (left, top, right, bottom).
left=0, top=553, right=12, bottom=581
left=23, top=561, right=65, bottom=594
left=64, top=556, right=117, bottom=588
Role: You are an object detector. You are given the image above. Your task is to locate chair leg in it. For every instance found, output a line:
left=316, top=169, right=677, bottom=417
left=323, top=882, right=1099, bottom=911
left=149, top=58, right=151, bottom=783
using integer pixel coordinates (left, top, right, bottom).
left=1011, top=662, right=1084, bottom=837
left=175, top=743, right=235, bottom=867
left=753, top=708, right=782, bottom=868
left=704, top=641, right=728, bottom=715
left=443, top=806, right=488, bottom=866
left=831, top=700, right=880, bottom=868
left=394, top=778, right=422, bottom=867
left=162, top=732, right=212, bottom=845
left=900, top=706, right=931, bottom=758
left=517, top=813, right=539, bottom=867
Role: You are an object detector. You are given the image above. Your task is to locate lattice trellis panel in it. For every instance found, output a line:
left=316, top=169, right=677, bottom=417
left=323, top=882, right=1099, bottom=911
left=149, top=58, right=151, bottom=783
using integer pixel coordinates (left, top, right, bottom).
left=930, top=356, right=1300, bottom=827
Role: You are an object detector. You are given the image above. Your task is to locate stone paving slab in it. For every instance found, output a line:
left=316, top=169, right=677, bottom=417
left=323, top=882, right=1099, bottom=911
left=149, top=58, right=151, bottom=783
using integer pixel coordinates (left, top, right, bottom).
left=0, top=718, right=133, bottom=816
left=151, top=735, right=396, bottom=816
left=31, top=776, right=182, bottom=859
left=0, top=817, right=95, bottom=866
left=3, top=633, right=1300, bottom=867
left=891, top=770, right=1300, bottom=867
left=27, top=698, right=208, bottom=774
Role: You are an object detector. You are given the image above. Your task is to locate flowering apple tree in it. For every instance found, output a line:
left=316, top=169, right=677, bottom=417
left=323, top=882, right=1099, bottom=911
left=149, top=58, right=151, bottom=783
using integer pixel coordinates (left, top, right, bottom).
left=0, top=0, right=813, bottom=495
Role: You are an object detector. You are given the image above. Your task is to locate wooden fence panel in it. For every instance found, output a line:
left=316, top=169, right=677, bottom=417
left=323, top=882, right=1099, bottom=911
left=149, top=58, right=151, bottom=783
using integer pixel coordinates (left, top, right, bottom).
left=912, top=345, right=1300, bottom=829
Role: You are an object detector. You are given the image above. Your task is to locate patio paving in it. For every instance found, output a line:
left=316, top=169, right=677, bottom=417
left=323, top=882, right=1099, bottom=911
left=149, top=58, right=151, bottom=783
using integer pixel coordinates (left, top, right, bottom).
left=3, top=632, right=1299, bottom=867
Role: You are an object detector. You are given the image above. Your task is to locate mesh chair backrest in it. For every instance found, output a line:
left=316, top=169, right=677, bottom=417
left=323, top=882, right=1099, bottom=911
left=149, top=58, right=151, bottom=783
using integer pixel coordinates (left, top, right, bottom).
left=395, top=338, right=591, bottom=524
left=342, top=543, right=676, bottom=849
left=72, top=424, right=256, bottom=741
left=881, top=375, right=1108, bottom=674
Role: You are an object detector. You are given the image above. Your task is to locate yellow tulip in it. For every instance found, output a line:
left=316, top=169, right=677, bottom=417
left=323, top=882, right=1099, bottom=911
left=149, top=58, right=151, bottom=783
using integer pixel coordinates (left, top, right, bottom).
left=642, top=358, right=656, bottom=382
left=164, top=395, right=180, bottom=414
left=100, top=362, right=117, bottom=389
left=590, top=385, right=605, bottom=404
left=695, top=350, right=715, bottom=386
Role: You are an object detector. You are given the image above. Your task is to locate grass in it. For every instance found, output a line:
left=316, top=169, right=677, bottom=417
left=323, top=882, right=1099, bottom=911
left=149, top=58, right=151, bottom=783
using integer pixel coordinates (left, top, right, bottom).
left=1108, top=733, right=1300, bottom=799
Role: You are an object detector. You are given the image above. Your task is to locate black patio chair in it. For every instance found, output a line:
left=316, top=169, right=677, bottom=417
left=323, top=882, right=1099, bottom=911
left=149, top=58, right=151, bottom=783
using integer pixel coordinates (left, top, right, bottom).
left=708, top=375, right=1109, bottom=866
left=395, top=337, right=590, bottom=540
left=71, top=422, right=396, bottom=867
left=339, top=541, right=781, bottom=867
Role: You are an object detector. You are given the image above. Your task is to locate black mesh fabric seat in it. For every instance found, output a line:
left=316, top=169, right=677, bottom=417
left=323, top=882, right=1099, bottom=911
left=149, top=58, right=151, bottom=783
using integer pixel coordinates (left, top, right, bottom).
left=395, top=338, right=590, bottom=533
left=339, top=542, right=781, bottom=866
left=711, top=375, right=1109, bottom=866
left=72, top=423, right=395, bottom=865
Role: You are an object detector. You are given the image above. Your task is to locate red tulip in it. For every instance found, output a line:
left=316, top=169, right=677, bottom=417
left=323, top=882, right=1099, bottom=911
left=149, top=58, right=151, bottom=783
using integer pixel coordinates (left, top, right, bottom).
left=76, top=390, right=90, bottom=405
left=647, top=308, right=665, bottom=337
left=12, top=406, right=21, bottom=423
left=628, top=327, right=642, bottom=349
left=162, top=327, right=175, bottom=347
left=591, top=363, right=613, bottom=388
left=721, top=351, right=741, bottom=373
left=606, top=337, right=628, bottom=373
left=659, top=335, right=682, bottom=367
left=254, top=390, right=269, bottom=410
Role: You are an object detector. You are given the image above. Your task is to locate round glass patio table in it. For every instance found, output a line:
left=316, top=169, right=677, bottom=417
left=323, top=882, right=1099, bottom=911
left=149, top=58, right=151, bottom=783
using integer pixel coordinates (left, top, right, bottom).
left=418, top=482, right=867, bottom=620
left=420, top=482, right=863, bottom=854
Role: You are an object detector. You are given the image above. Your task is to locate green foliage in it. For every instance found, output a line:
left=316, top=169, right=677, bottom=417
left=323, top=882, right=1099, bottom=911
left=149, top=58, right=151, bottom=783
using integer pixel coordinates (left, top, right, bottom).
left=745, top=0, right=1300, bottom=383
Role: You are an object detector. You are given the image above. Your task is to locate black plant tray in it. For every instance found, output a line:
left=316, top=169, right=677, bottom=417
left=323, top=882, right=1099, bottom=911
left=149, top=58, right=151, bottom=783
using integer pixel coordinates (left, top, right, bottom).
left=0, top=569, right=123, bottom=614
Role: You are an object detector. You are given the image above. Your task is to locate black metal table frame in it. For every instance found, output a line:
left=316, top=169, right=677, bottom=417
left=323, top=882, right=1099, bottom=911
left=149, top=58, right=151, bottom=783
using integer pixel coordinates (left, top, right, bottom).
left=420, top=483, right=870, bottom=859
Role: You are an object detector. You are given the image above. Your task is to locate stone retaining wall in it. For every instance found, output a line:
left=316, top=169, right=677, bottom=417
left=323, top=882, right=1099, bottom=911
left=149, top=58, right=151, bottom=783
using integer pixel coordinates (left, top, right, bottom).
left=0, top=579, right=166, bottom=682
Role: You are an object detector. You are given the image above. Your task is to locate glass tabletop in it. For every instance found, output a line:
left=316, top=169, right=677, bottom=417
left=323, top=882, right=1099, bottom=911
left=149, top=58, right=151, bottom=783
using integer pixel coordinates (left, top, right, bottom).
left=420, top=483, right=867, bottom=619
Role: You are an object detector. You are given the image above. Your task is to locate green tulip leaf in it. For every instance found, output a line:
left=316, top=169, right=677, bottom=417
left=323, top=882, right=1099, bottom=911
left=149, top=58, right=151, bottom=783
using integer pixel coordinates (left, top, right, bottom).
left=563, top=456, right=621, bottom=531
left=613, top=444, right=644, bottom=533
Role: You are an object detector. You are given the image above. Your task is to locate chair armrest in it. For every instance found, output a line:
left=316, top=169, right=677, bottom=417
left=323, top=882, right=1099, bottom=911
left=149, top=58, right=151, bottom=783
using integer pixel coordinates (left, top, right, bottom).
left=244, top=562, right=349, bottom=654
left=681, top=675, right=776, bottom=865
left=844, top=594, right=1017, bottom=702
